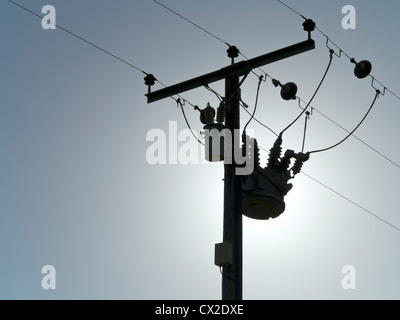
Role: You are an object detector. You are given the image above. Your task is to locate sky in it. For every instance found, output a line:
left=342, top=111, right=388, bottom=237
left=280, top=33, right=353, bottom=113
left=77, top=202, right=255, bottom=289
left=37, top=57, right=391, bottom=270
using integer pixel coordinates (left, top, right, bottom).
left=1, top=0, right=400, bottom=300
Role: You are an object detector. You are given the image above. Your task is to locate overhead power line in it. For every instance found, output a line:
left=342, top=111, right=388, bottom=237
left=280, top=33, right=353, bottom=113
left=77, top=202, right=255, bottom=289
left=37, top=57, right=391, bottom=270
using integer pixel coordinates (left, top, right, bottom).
left=8, top=0, right=148, bottom=75
left=8, top=0, right=400, bottom=234
left=151, top=0, right=400, bottom=171
left=276, top=0, right=400, bottom=102
left=7, top=0, right=203, bottom=140
left=301, top=171, right=400, bottom=233
left=152, top=0, right=230, bottom=47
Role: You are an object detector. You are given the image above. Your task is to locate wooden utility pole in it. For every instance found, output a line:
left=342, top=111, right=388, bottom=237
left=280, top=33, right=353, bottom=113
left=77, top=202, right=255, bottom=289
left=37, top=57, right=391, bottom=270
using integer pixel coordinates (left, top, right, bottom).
left=145, top=33, right=315, bottom=300
left=222, top=73, right=242, bottom=299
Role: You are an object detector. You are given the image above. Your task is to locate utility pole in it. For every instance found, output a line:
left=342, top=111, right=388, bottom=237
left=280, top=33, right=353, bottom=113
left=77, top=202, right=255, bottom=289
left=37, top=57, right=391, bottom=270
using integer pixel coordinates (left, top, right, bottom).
left=223, top=72, right=242, bottom=299
left=145, top=21, right=315, bottom=300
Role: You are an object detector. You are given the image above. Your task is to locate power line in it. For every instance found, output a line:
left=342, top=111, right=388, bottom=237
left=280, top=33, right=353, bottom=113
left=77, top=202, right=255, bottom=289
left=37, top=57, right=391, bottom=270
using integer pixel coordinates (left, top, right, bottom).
left=276, top=0, right=400, bottom=103
left=256, top=147, right=400, bottom=233
left=276, top=0, right=306, bottom=20
left=308, top=89, right=381, bottom=154
left=243, top=75, right=264, bottom=134
left=152, top=0, right=230, bottom=47
left=280, top=49, right=334, bottom=135
left=148, top=0, right=400, bottom=172
left=301, top=171, right=400, bottom=233
left=297, top=98, right=400, bottom=169
left=8, top=0, right=204, bottom=145
left=8, top=0, right=148, bottom=75
left=9, top=0, right=399, bottom=234
left=176, top=99, right=204, bottom=145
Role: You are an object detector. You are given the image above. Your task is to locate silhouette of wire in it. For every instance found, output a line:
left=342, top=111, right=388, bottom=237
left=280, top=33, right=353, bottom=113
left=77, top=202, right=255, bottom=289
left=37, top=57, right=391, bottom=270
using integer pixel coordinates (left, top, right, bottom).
left=149, top=0, right=400, bottom=169
left=152, top=0, right=230, bottom=47
left=8, top=0, right=205, bottom=148
left=298, top=98, right=400, bottom=169
left=309, top=90, right=380, bottom=154
left=176, top=99, right=204, bottom=146
left=276, top=0, right=400, bottom=103
left=301, top=171, right=400, bottom=233
left=280, top=49, right=333, bottom=135
left=276, top=0, right=307, bottom=19
left=256, top=146, right=400, bottom=233
left=8, top=0, right=149, bottom=75
left=204, top=85, right=223, bottom=102
left=301, top=113, right=309, bottom=153
left=243, top=75, right=264, bottom=134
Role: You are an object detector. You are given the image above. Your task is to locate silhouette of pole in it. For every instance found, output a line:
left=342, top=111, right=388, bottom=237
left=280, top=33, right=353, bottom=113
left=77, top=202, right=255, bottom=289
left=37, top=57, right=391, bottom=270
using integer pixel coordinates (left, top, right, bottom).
left=145, top=36, right=315, bottom=300
left=222, top=73, right=242, bottom=300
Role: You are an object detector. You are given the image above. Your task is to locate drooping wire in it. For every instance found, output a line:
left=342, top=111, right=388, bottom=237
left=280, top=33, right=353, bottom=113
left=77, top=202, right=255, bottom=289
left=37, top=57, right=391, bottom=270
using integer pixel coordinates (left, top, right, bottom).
left=256, top=146, right=400, bottom=233
left=276, top=0, right=400, bottom=103
left=280, top=49, right=334, bottom=135
left=176, top=98, right=204, bottom=146
left=241, top=105, right=279, bottom=137
left=243, top=75, right=264, bottom=134
left=151, top=0, right=400, bottom=170
left=298, top=97, right=400, bottom=169
left=308, top=89, right=381, bottom=154
left=151, top=0, right=400, bottom=171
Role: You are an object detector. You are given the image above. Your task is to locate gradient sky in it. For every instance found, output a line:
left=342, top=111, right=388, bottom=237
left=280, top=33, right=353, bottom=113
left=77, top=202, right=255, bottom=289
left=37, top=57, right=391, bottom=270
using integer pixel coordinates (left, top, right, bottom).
left=1, top=0, right=400, bottom=299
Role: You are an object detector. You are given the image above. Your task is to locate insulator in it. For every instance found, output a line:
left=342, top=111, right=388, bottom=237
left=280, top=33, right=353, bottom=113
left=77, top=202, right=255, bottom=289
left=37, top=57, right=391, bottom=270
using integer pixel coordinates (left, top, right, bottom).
left=302, top=19, right=316, bottom=32
left=197, top=103, right=216, bottom=125
left=144, top=74, right=156, bottom=86
left=205, top=103, right=215, bottom=125
left=353, top=60, right=372, bottom=79
left=267, top=135, right=282, bottom=167
left=254, top=138, right=260, bottom=168
left=291, top=159, right=304, bottom=176
left=216, top=101, right=226, bottom=124
left=291, top=152, right=310, bottom=176
left=144, top=74, right=156, bottom=94
left=227, top=46, right=240, bottom=59
left=280, top=156, right=291, bottom=172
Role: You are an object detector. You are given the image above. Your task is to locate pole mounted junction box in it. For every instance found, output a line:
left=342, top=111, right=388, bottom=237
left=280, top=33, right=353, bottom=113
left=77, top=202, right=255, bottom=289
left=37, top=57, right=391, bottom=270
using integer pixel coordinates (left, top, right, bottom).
left=214, top=242, right=233, bottom=267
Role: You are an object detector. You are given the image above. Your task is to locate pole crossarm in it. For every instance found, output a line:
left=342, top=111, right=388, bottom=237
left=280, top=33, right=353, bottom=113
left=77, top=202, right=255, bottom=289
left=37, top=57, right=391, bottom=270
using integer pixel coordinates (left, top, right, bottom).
left=146, top=39, right=315, bottom=103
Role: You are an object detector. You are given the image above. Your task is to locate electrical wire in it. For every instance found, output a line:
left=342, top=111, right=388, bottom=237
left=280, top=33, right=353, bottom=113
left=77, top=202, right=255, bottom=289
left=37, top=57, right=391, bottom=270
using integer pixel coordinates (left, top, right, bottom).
left=276, top=0, right=400, bottom=103
left=176, top=99, right=204, bottom=146
left=204, top=85, right=223, bottom=102
left=280, top=49, right=334, bottom=135
left=243, top=75, right=264, bottom=134
left=7, top=0, right=149, bottom=76
left=7, top=0, right=205, bottom=148
left=227, top=72, right=251, bottom=102
left=256, top=147, right=400, bottom=233
left=301, top=171, right=400, bottom=233
left=298, top=98, right=400, bottom=169
left=9, top=0, right=400, bottom=233
left=301, top=112, right=310, bottom=153
left=276, top=0, right=307, bottom=20
left=149, top=0, right=400, bottom=170
left=241, top=104, right=279, bottom=137
left=309, top=89, right=380, bottom=154
left=152, top=0, right=230, bottom=47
